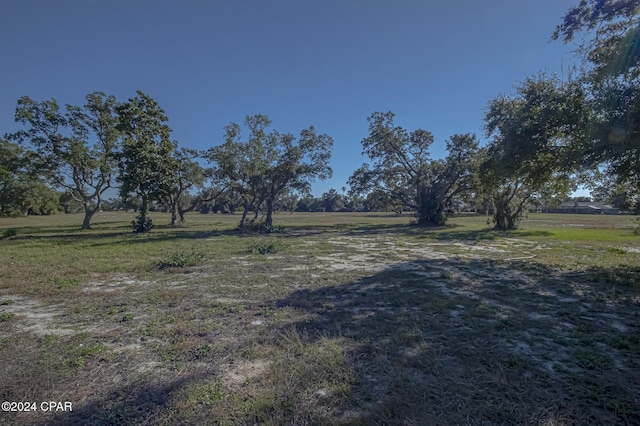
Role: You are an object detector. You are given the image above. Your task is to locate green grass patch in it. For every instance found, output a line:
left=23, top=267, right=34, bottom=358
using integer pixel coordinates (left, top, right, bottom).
left=246, top=237, right=286, bottom=254
left=157, top=248, right=207, bottom=269
left=50, top=276, right=81, bottom=290
left=0, top=312, right=15, bottom=321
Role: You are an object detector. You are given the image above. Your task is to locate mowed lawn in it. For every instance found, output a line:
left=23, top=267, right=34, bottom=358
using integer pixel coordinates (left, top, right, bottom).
left=0, top=211, right=639, bottom=425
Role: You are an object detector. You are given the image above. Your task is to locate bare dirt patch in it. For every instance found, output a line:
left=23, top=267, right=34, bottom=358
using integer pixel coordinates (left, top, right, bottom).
left=221, top=359, right=271, bottom=387
left=0, top=296, right=74, bottom=337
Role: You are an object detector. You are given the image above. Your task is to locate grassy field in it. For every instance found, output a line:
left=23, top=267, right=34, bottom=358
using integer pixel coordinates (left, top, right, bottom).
left=0, top=211, right=639, bottom=425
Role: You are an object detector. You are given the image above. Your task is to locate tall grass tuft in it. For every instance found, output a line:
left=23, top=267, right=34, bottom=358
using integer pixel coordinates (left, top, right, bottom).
left=158, top=248, right=206, bottom=269
left=246, top=237, right=286, bottom=254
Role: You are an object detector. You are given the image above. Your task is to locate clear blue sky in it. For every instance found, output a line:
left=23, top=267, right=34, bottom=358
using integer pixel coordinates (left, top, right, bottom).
left=1, top=0, right=582, bottom=197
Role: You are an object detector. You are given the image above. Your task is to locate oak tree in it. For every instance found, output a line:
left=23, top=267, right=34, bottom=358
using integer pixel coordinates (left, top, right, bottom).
left=11, top=92, right=119, bottom=229
left=482, top=74, right=589, bottom=229
left=349, top=112, right=481, bottom=226
left=207, top=115, right=333, bottom=230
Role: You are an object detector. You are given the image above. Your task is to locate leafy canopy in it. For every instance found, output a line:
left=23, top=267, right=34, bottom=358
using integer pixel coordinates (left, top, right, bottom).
left=207, top=114, right=333, bottom=228
left=482, top=74, right=590, bottom=229
left=349, top=111, right=480, bottom=225
left=10, top=92, right=119, bottom=228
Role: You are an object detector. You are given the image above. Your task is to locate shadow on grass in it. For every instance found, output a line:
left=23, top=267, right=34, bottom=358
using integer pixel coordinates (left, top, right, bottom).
left=427, top=228, right=554, bottom=240
left=266, top=258, right=638, bottom=424
left=279, top=219, right=554, bottom=241
left=41, top=258, right=640, bottom=425
left=2, top=214, right=556, bottom=248
left=1, top=227, right=246, bottom=247
left=47, top=377, right=194, bottom=426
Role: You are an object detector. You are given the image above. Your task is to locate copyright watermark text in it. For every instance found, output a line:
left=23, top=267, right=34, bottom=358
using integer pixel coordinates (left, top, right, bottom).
left=2, top=401, right=72, bottom=412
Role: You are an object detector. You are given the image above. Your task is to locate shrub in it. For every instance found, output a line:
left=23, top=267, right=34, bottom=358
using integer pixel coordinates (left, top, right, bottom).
left=246, top=237, right=286, bottom=254
left=158, top=248, right=206, bottom=269
left=243, top=220, right=285, bottom=234
left=132, top=211, right=153, bottom=233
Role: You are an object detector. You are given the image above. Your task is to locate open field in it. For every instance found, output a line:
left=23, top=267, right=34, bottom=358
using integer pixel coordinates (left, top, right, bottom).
left=1, top=212, right=639, bottom=425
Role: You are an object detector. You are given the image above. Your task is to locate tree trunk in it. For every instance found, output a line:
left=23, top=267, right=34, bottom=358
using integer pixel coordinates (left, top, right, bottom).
left=417, top=191, right=446, bottom=226
left=493, top=197, right=522, bottom=230
left=132, top=197, right=153, bottom=233
left=81, top=198, right=102, bottom=230
left=81, top=208, right=95, bottom=230
left=178, top=201, right=199, bottom=224
left=170, top=203, right=178, bottom=226
left=265, top=198, right=274, bottom=229
left=239, top=202, right=250, bottom=228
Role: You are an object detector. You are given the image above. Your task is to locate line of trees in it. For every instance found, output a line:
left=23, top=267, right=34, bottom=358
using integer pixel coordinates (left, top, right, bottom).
left=2, top=91, right=334, bottom=232
left=348, top=0, right=639, bottom=229
left=2, top=1, right=638, bottom=231
left=481, top=0, right=639, bottom=228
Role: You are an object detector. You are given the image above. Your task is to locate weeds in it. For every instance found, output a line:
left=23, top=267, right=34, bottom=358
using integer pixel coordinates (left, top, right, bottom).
left=64, top=342, right=107, bottom=368
left=246, top=237, right=286, bottom=254
left=0, top=312, right=15, bottom=321
left=0, top=212, right=639, bottom=425
left=607, top=247, right=628, bottom=254
left=157, top=248, right=206, bottom=269
left=50, top=277, right=80, bottom=290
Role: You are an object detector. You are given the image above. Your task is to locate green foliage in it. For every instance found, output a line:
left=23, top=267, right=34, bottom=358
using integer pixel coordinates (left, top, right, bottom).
left=553, top=1, right=640, bottom=191
left=482, top=74, right=586, bottom=229
left=117, top=91, right=180, bottom=227
left=206, top=114, right=333, bottom=229
left=131, top=210, right=153, bottom=233
left=0, top=139, right=37, bottom=216
left=11, top=92, right=120, bottom=229
left=158, top=248, right=206, bottom=269
left=167, top=148, right=207, bottom=226
left=64, top=342, right=107, bottom=368
left=193, top=343, right=212, bottom=359
left=246, top=237, right=286, bottom=254
left=0, top=139, right=60, bottom=217
left=0, top=313, right=15, bottom=322
left=349, top=112, right=481, bottom=226
left=245, top=219, right=285, bottom=234
left=607, top=247, right=628, bottom=254
left=50, top=277, right=81, bottom=290
left=320, top=188, right=345, bottom=212
left=552, top=0, right=639, bottom=79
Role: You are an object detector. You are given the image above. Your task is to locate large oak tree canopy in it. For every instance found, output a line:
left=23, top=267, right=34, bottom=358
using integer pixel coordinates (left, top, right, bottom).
left=205, top=114, right=333, bottom=229
left=349, top=111, right=481, bottom=226
left=11, top=92, right=119, bottom=229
